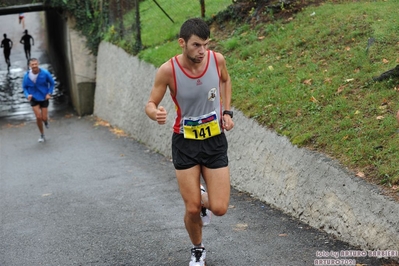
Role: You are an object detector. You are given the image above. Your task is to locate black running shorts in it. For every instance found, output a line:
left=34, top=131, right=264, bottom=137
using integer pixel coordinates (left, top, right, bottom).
left=172, top=133, right=228, bottom=170
left=30, top=98, right=49, bottom=108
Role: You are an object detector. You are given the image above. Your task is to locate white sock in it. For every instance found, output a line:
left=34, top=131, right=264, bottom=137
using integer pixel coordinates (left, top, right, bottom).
left=193, top=243, right=204, bottom=248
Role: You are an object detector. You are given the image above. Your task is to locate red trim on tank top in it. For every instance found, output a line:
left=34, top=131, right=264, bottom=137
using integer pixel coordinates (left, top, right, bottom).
left=170, top=57, right=182, bottom=133
left=212, top=51, right=221, bottom=78
left=174, top=51, right=211, bottom=79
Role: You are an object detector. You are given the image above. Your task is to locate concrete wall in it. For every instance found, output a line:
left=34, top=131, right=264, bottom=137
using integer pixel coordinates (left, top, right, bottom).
left=45, top=10, right=96, bottom=116
left=66, top=15, right=96, bottom=116
left=94, top=41, right=399, bottom=252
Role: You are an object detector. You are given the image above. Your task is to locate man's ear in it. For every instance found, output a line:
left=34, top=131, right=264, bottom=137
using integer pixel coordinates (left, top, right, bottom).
left=178, top=38, right=185, bottom=48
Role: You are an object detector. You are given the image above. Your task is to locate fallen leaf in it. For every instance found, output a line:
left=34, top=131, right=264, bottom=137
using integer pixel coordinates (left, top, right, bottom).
left=336, top=85, right=346, bottom=93
left=5, top=123, right=25, bottom=128
left=376, top=116, right=384, bottom=120
left=356, top=172, right=365, bottom=178
left=354, top=110, right=360, bottom=115
left=310, top=96, right=318, bottom=103
left=268, top=65, right=274, bottom=71
left=233, top=223, right=248, bottom=231
left=383, top=58, right=389, bottom=64
left=303, top=79, right=312, bottom=85
left=110, top=127, right=128, bottom=137
left=345, top=78, right=354, bottom=82
left=345, top=46, right=351, bottom=51
left=258, top=36, right=265, bottom=40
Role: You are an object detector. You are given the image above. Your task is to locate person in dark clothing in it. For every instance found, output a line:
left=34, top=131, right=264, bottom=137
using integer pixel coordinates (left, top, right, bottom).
left=1, top=33, right=13, bottom=69
left=20, top=29, right=34, bottom=60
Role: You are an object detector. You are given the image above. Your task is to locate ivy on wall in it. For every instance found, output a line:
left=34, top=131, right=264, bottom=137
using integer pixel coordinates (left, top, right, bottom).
left=44, top=0, right=109, bottom=55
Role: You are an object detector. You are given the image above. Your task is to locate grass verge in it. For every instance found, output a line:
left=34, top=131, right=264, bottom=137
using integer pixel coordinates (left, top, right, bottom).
left=136, top=0, right=399, bottom=188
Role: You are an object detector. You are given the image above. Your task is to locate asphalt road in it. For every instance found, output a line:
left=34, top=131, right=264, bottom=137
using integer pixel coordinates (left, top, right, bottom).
left=0, top=9, right=398, bottom=266
left=1, top=108, right=398, bottom=266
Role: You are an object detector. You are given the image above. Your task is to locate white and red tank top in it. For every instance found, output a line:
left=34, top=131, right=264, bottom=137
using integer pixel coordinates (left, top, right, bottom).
left=171, top=50, right=223, bottom=137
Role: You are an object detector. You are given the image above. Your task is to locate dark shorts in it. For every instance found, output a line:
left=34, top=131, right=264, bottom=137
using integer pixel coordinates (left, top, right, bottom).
left=172, top=132, right=228, bottom=170
left=30, top=99, right=49, bottom=108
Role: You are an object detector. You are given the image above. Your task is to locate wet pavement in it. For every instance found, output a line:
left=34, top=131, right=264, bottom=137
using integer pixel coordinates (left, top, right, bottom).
left=0, top=12, right=66, bottom=123
left=1, top=10, right=399, bottom=266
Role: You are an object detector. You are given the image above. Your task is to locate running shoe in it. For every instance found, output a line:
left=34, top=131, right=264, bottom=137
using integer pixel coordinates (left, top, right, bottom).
left=201, top=207, right=212, bottom=226
left=44, top=121, right=49, bottom=129
left=38, top=135, right=45, bottom=143
left=189, top=247, right=206, bottom=266
left=200, top=185, right=212, bottom=225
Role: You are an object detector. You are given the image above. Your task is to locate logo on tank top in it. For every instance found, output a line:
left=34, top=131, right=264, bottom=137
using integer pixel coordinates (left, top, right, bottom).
left=196, top=79, right=203, bottom=86
left=208, top=88, right=217, bottom=101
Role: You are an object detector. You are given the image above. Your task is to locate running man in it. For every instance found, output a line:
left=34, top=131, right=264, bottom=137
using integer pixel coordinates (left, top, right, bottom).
left=19, top=13, right=25, bottom=28
left=145, top=18, right=234, bottom=266
left=20, top=29, right=34, bottom=60
left=1, top=33, right=13, bottom=69
left=22, top=58, right=55, bottom=142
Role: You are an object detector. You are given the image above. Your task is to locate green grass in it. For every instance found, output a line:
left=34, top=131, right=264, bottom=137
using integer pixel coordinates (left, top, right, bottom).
left=139, top=0, right=232, bottom=47
left=135, top=0, right=399, bottom=186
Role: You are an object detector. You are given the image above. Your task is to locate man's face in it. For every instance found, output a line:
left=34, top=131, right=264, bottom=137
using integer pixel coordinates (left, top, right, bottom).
left=183, top=35, right=209, bottom=64
left=30, top=60, right=39, bottom=73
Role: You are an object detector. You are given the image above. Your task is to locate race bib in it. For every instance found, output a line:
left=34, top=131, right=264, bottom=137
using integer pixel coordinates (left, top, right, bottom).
left=183, top=111, right=221, bottom=140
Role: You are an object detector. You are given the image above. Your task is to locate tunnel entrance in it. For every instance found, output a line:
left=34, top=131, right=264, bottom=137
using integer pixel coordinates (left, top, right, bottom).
left=0, top=8, right=70, bottom=124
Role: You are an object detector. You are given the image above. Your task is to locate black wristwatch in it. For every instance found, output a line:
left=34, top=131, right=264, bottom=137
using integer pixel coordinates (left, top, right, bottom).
left=223, top=110, right=233, bottom=118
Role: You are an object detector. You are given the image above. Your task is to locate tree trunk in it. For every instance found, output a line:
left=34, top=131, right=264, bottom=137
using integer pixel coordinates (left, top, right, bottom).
left=134, top=0, right=142, bottom=53
left=200, top=0, right=205, bottom=18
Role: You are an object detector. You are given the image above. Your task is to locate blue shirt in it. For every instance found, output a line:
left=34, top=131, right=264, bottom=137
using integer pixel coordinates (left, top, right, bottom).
left=22, top=68, right=55, bottom=101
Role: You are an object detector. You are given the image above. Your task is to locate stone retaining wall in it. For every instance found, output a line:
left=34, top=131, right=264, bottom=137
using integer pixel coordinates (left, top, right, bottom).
left=94, top=41, right=399, bottom=252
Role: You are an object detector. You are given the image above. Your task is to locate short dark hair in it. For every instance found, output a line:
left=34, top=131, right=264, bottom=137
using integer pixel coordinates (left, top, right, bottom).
left=179, top=18, right=210, bottom=42
left=29, top=58, right=39, bottom=64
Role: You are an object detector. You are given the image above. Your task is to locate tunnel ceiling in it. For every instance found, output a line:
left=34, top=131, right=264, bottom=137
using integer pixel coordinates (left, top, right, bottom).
left=0, top=3, right=45, bottom=15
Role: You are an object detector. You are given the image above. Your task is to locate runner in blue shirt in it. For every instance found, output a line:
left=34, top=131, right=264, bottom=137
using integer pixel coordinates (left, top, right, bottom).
left=22, top=58, right=55, bottom=142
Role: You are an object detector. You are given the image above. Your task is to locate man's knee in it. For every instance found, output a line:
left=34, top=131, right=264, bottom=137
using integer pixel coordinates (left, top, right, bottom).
left=210, top=204, right=228, bottom=216
left=186, top=204, right=201, bottom=217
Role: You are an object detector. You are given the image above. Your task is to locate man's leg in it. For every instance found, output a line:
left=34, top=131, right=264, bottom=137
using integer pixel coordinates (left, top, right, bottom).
left=201, top=166, right=230, bottom=216
left=5, top=52, right=10, bottom=67
left=41, top=107, right=49, bottom=127
left=175, top=165, right=203, bottom=246
left=32, top=105, right=44, bottom=134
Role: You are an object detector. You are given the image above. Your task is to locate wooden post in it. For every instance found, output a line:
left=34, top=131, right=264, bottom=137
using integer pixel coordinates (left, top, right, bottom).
left=200, top=0, right=205, bottom=18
